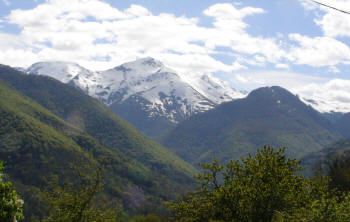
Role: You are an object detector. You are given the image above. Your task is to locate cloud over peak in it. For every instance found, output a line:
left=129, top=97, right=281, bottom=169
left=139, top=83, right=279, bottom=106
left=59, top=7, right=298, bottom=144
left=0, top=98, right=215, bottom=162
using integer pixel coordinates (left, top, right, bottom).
left=0, top=0, right=348, bottom=90
left=0, top=0, right=285, bottom=73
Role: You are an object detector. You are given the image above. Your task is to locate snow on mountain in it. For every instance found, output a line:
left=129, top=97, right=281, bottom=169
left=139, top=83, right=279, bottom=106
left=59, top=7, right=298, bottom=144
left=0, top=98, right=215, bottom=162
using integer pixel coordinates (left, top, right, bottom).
left=25, top=59, right=350, bottom=117
left=300, top=96, right=350, bottom=114
left=27, top=61, right=92, bottom=83
left=179, top=73, right=246, bottom=104
left=25, top=58, right=245, bottom=124
left=14, top=67, right=27, bottom=73
left=71, top=57, right=246, bottom=122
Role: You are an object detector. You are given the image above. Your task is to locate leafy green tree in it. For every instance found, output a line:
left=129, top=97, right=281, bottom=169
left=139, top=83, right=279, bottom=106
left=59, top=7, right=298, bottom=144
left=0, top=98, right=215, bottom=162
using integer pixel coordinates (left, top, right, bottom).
left=273, top=192, right=350, bottom=222
left=326, top=152, right=350, bottom=192
left=41, top=160, right=118, bottom=222
left=167, top=146, right=332, bottom=222
left=0, top=161, right=24, bottom=222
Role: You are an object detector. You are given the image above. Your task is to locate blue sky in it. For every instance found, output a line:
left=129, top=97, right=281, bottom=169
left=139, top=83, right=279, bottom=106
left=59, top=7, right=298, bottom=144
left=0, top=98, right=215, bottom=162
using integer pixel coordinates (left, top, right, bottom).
left=0, top=0, right=350, bottom=112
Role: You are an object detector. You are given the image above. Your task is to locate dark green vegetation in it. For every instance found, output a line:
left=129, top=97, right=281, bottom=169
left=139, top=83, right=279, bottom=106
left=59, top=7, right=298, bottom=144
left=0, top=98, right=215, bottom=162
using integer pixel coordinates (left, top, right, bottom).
left=168, top=146, right=350, bottom=222
left=0, top=65, right=195, bottom=178
left=162, top=86, right=341, bottom=165
left=327, top=150, right=350, bottom=193
left=302, top=138, right=350, bottom=191
left=41, top=160, right=119, bottom=222
left=0, top=162, right=24, bottom=222
left=0, top=65, right=196, bottom=220
left=301, top=138, right=350, bottom=176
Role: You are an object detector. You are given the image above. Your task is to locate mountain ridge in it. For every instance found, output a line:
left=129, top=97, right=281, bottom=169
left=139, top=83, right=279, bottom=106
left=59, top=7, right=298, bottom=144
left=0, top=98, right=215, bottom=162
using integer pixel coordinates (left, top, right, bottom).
left=24, top=58, right=245, bottom=138
left=162, top=86, right=341, bottom=165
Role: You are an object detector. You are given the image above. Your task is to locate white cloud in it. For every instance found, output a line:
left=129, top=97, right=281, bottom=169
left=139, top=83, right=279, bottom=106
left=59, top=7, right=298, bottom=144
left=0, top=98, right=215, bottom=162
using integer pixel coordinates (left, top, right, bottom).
left=229, top=70, right=328, bottom=91
left=0, top=0, right=285, bottom=73
left=275, top=63, right=289, bottom=69
left=299, top=0, right=350, bottom=38
left=297, top=79, right=350, bottom=113
left=316, top=11, right=350, bottom=38
left=289, top=34, right=350, bottom=67
left=295, top=0, right=350, bottom=70
left=1, top=0, right=348, bottom=77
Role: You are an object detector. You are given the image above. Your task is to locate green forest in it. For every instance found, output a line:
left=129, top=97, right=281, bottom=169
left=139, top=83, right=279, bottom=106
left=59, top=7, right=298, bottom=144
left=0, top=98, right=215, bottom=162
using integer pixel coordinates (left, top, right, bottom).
left=2, top=146, right=350, bottom=221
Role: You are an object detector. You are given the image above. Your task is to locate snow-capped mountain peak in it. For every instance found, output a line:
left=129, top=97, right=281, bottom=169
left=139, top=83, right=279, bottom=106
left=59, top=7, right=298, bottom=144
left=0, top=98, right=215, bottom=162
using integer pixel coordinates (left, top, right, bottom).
left=180, top=73, right=246, bottom=104
left=109, top=57, right=173, bottom=79
left=72, top=58, right=215, bottom=108
left=119, top=57, right=164, bottom=71
left=26, top=58, right=247, bottom=137
left=27, top=61, right=92, bottom=83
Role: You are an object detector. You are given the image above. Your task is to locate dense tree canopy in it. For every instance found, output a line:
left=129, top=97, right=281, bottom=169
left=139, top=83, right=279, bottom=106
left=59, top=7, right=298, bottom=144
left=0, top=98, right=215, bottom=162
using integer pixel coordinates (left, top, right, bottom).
left=40, top=160, right=118, bottom=222
left=326, top=152, right=350, bottom=192
left=168, top=146, right=350, bottom=222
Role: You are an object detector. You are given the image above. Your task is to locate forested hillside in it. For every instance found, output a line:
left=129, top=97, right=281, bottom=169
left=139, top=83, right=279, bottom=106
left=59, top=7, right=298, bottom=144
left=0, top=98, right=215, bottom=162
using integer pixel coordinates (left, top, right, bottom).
left=162, top=86, right=341, bottom=165
left=0, top=66, right=196, bottom=221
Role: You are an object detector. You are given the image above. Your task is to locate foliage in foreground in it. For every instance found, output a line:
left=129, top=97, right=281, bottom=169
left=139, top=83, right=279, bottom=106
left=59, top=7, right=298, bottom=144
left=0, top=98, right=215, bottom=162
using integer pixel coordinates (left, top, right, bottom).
left=326, top=151, right=350, bottom=192
left=40, top=160, right=119, bottom=222
left=167, top=146, right=350, bottom=222
left=0, top=162, right=24, bottom=222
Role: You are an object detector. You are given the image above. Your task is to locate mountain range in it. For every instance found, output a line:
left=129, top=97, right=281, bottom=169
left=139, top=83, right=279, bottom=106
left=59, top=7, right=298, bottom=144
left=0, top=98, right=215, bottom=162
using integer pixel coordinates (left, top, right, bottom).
left=17, top=58, right=350, bottom=164
left=0, top=65, right=196, bottom=220
left=3, top=58, right=350, bottom=220
left=162, top=86, right=342, bottom=165
left=14, top=58, right=350, bottom=159
left=22, top=58, right=350, bottom=139
left=26, top=58, right=245, bottom=139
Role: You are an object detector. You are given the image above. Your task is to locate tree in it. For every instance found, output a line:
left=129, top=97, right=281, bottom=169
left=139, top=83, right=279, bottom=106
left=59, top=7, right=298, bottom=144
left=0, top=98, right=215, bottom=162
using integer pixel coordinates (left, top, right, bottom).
left=167, top=146, right=347, bottom=222
left=325, top=152, right=350, bottom=192
left=273, top=191, right=350, bottom=222
left=41, top=159, right=119, bottom=222
left=0, top=161, right=24, bottom=222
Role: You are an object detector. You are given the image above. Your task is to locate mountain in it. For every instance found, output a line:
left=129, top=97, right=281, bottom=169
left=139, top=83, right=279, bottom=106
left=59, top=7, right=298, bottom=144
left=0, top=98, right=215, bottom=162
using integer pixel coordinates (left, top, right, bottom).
left=333, top=112, right=350, bottom=138
left=25, top=58, right=245, bottom=138
left=162, top=86, right=341, bottom=165
left=27, top=61, right=92, bottom=83
left=0, top=65, right=196, bottom=220
left=301, top=94, right=350, bottom=114
left=301, top=138, right=350, bottom=176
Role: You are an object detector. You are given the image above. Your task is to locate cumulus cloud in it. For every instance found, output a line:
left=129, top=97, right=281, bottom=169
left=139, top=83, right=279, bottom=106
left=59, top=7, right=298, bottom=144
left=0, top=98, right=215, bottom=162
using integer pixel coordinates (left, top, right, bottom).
left=293, top=0, right=350, bottom=73
left=297, top=79, right=350, bottom=113
left=228, top=70, right=328, bottom=91
left=289, top=34, right=350, bottom=67
left=0, top=0, right=285, bottom=73
left=275, top=63, right=289, bottom=69
left=299, top=0, right=350, bottom=38
left=0, top=0, right=348, bottom=79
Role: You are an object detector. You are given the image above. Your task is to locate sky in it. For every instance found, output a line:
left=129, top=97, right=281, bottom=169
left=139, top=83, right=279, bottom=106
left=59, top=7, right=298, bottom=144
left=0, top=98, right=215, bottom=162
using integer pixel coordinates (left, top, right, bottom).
left=0, top=0, right=350, bottom=112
